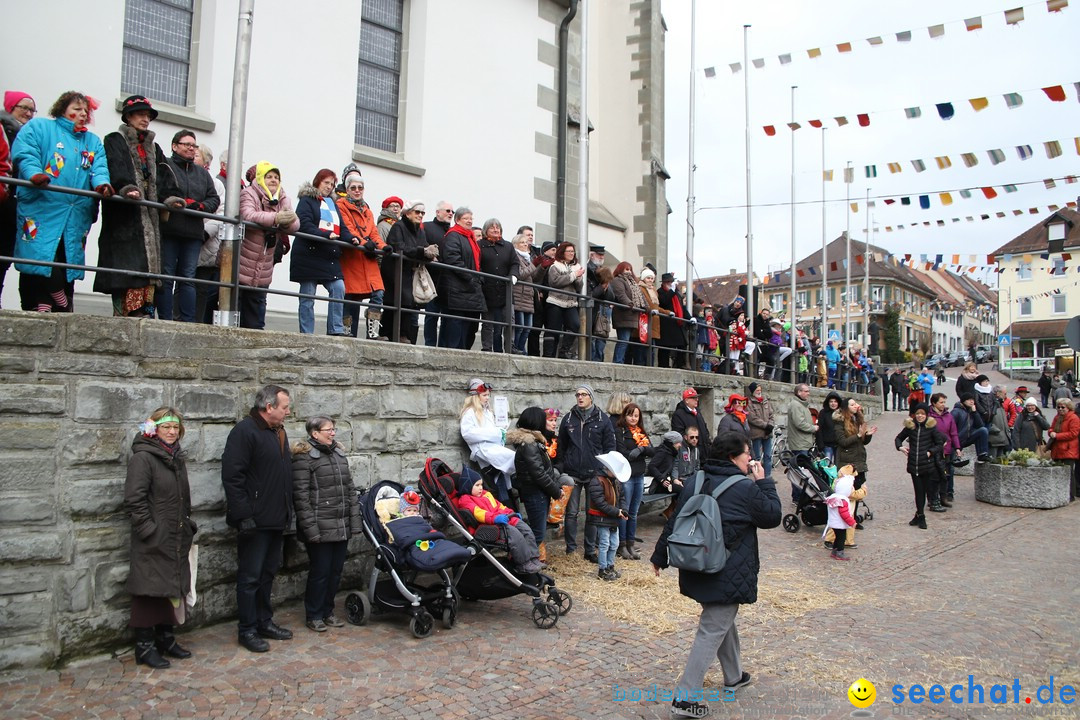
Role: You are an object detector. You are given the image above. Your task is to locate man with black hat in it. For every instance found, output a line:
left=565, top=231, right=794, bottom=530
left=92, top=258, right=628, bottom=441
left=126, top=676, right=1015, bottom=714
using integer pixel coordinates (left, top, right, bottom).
left=657, top=272, right=688, bottom=368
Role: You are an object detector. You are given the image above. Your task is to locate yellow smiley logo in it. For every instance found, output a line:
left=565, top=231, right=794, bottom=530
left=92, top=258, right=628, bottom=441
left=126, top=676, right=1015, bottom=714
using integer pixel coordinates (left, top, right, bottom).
left=848, top=678, right=876, bottom=708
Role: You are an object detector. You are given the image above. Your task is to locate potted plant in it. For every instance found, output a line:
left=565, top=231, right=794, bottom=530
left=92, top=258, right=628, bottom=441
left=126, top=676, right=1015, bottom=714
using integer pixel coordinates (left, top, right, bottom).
left=973, top=450, right=1071, bottom=509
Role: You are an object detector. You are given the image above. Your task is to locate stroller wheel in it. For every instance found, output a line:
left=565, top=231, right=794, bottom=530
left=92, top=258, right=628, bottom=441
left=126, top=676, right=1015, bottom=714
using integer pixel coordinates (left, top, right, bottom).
left=441, top=605, right=456, bottom=630
left=410, top=610, right=434, bottom=639
left=345, top=592, right=370, bottom=626
left=548, top=588, right=573, bottom=616
left=855, top=513, right=864, bottom=524
left=864, top=510, right=874, bottom=521
left=782, top=514, right=800, bottom=533
left=532, top=601, right=559, bottom=629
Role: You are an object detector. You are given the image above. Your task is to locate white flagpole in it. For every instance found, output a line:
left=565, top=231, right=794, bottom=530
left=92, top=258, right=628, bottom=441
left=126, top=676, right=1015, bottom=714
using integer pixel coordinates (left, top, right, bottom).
left=686, top=0, right=697, bottom=313
left=744, top=24, right=755, bottom=336
left=821, top=128, right=827, bottom=342
left=789, top=85, right=797, bottom=359
left=845, top=161, right=851, bottom=342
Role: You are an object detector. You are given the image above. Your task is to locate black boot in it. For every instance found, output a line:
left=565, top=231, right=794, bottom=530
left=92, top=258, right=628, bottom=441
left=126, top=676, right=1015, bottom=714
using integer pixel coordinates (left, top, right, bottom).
left=155, top=624, right=192, bottom=659
left=134, top=627, right=170, bottom=669
left=918, top=515, right=927, bottom=530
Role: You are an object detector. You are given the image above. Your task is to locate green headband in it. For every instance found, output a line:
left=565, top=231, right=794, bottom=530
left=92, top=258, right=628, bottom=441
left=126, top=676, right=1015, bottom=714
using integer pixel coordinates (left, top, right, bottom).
left=155, top=416, right=180, bottom=425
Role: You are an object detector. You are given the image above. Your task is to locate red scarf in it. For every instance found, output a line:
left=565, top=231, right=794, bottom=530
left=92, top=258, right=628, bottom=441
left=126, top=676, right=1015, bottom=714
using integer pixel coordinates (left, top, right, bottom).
left=671, top=294, right=684, bottom=319
left=450, top=224, right=480, bottom=269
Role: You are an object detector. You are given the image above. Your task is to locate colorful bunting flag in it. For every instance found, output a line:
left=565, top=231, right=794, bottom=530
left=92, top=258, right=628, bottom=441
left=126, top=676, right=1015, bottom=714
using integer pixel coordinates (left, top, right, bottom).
left=867, top=36, right=884, bottom=46
left=1048, top=1, right=1069, bottom=12
left=1046, top=140, right=1063, bottom=158
left=835, top=116, right=849, bottom=126
left=787, top=122, right=801, bottom=131
left=1045, top=178, right=1058, bottom=189
left=1005, top=7, right=1025, bottom=24
left=959, top=189, right=973, bottom=199
left=965, top=17, right=983, bottom=31
left=752, top=58, right=766, bottom=69
left=982, top=187, right=998, bottom=199
left=919, top=195, right=930, bottom=209
left=940, top=192, right=953, bottom=205
left=763, top=125, right=776, bottom=136
left=807, top=48, right=822, bottom=59
left=729, top=62, right=742, bottom=74
left=1003, top=185, right=1019, bottom=193
left=844, top=167, right=854, bottom=183
left=887, top=162, right=903, bottom=174
left=857, top=113, right=871, bottom=127
left=1043, top=85, right=1067, bottom=102
left=961, top=153, right=979, bottom=168
left=865, top=165, right=877, bottom=178
left=988, top=149, right=1006, bottom=164
left=936, top=103, right=955, bottom=120
left=969, top=97, right=989, bottom=112
left=905, top=107, right=922, bottom=119
left=912, top=159, right=926, bottom=172
left=704, top=67, right=717, bottom=78
left=901, top=197, right=912, bottom=205
left=851, top=203, right=859, bottom=213
left=778, top=53, right=792, bottom=65
left=809, top=119, right=823, bottom=128
left=896, top=30, right=912, bottom=42
left=928, top=24, right=945, bottom=38
left=1017, top=145, right=1034, bottom=160
left=823, top=169, right=834, bottom=181
left=1003, top=93, right=1024, bottom=108
left=935, top=156, right=952, bottom=169
left=837, top=42, right=853, bottom=53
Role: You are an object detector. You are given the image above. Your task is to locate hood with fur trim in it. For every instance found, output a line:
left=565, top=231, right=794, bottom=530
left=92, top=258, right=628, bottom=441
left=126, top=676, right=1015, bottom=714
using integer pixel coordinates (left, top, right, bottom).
left=903, top=417, right=937, bottom=430
left=296, top=181, right=320, bottom=200
left=505, top=427, right=545, bottom=446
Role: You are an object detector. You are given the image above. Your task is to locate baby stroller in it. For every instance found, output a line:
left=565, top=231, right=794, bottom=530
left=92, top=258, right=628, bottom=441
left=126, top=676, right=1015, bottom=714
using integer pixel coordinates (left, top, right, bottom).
left=779, top=450, right=834, bottom=533
left=418, top=458, right=571, bottom=629
left=344, top=479, right=475, bottom=638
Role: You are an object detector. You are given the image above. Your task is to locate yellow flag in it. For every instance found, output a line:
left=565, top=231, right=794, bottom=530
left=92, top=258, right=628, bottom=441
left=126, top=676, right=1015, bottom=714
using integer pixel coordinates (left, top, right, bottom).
left=968, top=97, right=989, bottom=111
left=940, top=192, right=953, bottom=205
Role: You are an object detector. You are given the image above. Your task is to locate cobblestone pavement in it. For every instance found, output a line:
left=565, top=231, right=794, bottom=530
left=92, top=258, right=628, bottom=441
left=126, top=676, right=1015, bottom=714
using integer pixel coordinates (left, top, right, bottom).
left=2, top=366, right=1077, bottom=719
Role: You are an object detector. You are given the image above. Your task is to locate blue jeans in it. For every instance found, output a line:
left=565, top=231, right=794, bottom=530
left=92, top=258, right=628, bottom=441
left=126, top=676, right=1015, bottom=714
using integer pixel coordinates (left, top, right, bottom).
left=304, top=540, right=347, bottom=621
left=298, top=279, right=346, bottom=335
left=618, top=474, right=644, bottom=544
left=513, top=310, right=533, bottom=352
left=595, top=524, right=618, bottom=570
left=442, top=312, right=480, bottom=349
left=752, top=435, right=774, bottom=478
left=158, top=234, right=201, bottom=321
left=613, top=327, right=631, bottom=364
left=519, top=489, right=550, bottom=550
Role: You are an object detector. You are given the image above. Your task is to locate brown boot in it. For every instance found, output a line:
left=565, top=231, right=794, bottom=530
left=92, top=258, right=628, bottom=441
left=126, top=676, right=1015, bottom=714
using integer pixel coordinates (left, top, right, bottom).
left=537, top=542, right=547, bottom=564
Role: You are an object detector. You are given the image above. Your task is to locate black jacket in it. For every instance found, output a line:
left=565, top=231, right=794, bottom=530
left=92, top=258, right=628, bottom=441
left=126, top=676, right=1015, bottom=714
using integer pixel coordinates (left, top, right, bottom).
left=671, top=401, right=712, bottom=447
left=894, top=417, right=946, bottom=478
left=479, top=237, right=518, bottom=309
left=556, top=405, right=615, bottom=480
left=221, top=411, right=294, bottom=530
left=382, top=215, right=429, bottom=308
left=650, top=459, right=781, bottom=605
left=423, top=218, right=450, bottom=284
left=291, top=185, right=346, bottom=283
left=441, top=227, right=487, bottom=313
left=160, top=153, right=220, bottom=240
left=816, top=392, right=842, bottom=447
left=291, top=438, right=361, bottom=544
left=951, top=401, right=985, bottom=446
left=646, top=439, right=679, bottom=492
left=507, top=428, right=562, bottom=500
left=585, top=473, right=623, bottom=527
left=616, top=424, right=655, bottom=477
left=656, top=286, right=686, bottom=349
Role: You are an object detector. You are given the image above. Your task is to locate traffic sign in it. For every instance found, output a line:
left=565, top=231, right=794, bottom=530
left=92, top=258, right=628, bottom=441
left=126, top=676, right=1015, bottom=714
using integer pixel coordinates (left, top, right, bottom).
left=1065, top=316, right=1080, bottom=351
left=997, top=334, right=1011, bottom=346
left=828, top=330, right=842, bottom=341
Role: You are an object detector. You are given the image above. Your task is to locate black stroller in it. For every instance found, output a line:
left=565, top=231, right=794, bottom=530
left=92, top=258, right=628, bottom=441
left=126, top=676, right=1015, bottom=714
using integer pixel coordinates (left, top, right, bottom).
left=418, top=458, right=571, bottom=629
left=344, top=479, right=474, bottom=638
left=779, top=450, right=833, bottom=533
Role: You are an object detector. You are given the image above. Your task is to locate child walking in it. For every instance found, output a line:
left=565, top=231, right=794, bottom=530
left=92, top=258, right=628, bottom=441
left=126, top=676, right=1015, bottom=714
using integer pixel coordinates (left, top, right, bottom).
left=589, top=452, right=629, bottom=580
left=824, top=472, right=857, bottom=561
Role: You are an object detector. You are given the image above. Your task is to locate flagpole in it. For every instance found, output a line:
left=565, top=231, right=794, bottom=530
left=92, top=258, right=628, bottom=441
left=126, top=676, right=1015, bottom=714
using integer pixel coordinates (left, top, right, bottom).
left=789, top=85, right=797, bottom=361
left=864, top=188, right=870, bottom=349
left=844, top=161, right=851, bottom=343
left=744, top=24, right=755, bottom=339
left=685, top=0, right=696, bottom=314
left=864, top=198, right=871, bottom=351
left=821, top=128, right=827, bottom=343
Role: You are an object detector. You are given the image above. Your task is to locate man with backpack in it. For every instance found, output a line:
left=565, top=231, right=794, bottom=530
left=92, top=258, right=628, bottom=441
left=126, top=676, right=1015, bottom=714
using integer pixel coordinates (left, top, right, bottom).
left=650, top=431, right=782, bottom=719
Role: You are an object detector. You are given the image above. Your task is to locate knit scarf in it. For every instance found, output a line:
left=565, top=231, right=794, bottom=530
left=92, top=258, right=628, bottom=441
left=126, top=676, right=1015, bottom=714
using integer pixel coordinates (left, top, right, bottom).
left=546, top=438, right=558, bottom=459
left=630, top=424, right=650, bottom=448
left=729, top=408, right=747, bottom=424
left=318, top=196, right=341, bottom=236
left=450, top=224, right=480, bottom=268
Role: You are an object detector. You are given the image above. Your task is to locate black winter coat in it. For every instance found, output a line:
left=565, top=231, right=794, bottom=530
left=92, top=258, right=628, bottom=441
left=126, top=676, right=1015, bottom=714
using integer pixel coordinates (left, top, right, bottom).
left=160, top=153, right=220, bottom=240
left=441, top=227, right=486, bottom=313
left=382, top=215, right=428, bottom=308
left=423, top=218, right=450, bottom=284
left=671, top=401, right=712, bottom=446
left=646, top=440, right=679, bottom=492
left=951, top=402, right=985, bottom=445
left=616, top=424, right=655, bottom=477
left=650, top=460, right=781, bottom=605
left=291, top=186, right=346, bottom=283
left=894, top=417, right=946, bottom=478
left=656, top=286, right=686, bottom=348
left=586, top=473, right=623, bottom=527
left=556, top=405, right=616, bottom=480
left=124, top=435, right=196, bottom=597
left=291, top=438, right=361, bottom=544
left=221, top=411, right=294, bottom=530
left=507, top=428, right=562, bottom=500
left=479, top=238, right=517, bottom=309
left=816, top=393, right=842, bottom=447
left=95, top=126, right=178, bottom=293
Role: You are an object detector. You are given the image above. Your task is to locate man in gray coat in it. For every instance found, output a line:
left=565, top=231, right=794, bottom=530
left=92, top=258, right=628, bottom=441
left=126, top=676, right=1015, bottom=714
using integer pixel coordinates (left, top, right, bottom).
left=785, top=384, right=817, bottom=502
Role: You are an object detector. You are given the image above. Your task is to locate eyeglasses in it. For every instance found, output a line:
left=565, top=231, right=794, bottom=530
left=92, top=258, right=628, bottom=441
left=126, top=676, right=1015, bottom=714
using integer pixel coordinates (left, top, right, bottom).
left=318, top=427, right=336, bottom=433
left=687, top=435, right=699, bottom=441
left=347, top=184, right=365, bottom=191
left=14, top=104, right=36, bottom=114
left=545, top=409, right=561, bottom=417
left=175, top=141, right=197, bottom=148
left=575, top=392, right=590, bottom=398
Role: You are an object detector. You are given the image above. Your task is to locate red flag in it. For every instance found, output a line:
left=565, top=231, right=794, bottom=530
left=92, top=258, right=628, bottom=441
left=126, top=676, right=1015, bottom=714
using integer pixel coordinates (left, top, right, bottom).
left=857, top=113, right=870, bottom=127
left=1063, top=253, right=1073, bottom=261
left=829, top=261, right=838, bottom=271
left=796, top=268, right=805, bottom=278
left=855, top=254, right=864, bottom=264
left=763, top=125, right=776, bottom=136
left=884, top=198, right=896, bottom=205
left=1042, top=85, right=1067, bottom=102
left=808, top=119, right=823, bottom=128
left=981, top=187, right=998, bottom=199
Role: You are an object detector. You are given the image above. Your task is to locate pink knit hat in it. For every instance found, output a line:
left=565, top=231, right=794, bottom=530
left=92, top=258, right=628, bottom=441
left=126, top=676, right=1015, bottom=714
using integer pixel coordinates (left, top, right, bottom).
left=4, top=91, right=32, bottom=114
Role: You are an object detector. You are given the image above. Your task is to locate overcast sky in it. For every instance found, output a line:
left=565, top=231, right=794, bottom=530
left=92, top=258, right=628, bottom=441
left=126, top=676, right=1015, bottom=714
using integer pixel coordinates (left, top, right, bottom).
left=662, top=0, right=1080, bottom=290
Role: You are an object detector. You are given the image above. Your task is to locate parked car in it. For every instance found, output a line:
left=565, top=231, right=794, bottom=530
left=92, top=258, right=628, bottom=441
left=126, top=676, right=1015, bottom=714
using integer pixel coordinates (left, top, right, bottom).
left=924, top=353, right=946, bottom=370
left=944, top=351, right=964, bottom=367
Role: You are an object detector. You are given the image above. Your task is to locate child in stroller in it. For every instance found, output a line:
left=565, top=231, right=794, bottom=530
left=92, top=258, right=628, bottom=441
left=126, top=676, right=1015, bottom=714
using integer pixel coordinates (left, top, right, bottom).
left=454, top=469, right=543, bottom=574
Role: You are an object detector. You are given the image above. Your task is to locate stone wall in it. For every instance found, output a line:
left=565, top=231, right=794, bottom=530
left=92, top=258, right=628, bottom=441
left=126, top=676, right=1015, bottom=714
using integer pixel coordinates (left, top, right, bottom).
left=0, top=310, right=871, bottom=668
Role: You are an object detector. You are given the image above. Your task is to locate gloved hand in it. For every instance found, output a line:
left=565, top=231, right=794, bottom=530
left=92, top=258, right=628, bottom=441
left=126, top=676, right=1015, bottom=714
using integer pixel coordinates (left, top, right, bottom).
left=274, top=209, right=297, bottom=226
left=95, top=183, right=115, bottom=198
left=29, top=173, right=51, bottom=187
left=185, top=198, right=200, bottom=209
left=764, top=424, right=775, bottom=435
left=424, top=244, right=439, bottom=260
left=511, top=513, right=522, bottom=520
left=381, top=245, right=393, bottom=255
left=363, top=239, right=377, bottom=253
left=238, top=518, right=257, bottom=536
left=163, top=196, right=185, bottom=209
left=643, top=445, right=656, bottom=457
left=493, top=514, right=510, bottom=525
left=628, top=447, right=643, bottom=460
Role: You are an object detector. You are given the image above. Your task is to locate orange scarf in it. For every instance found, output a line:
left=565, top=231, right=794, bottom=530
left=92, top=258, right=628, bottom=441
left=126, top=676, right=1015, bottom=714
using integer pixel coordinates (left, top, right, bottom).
left=546, top=438, right=558, bottom=459
left=730, top=409, right=747, bottom=424
left=630, top=424, right=650, bottom=448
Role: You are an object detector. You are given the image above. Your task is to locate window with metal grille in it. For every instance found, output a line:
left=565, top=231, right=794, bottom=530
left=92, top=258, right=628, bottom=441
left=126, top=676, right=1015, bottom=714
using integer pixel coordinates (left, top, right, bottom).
left=355, top=0, right=404, bottom=152
left=121, top=0, right=194, bottom=107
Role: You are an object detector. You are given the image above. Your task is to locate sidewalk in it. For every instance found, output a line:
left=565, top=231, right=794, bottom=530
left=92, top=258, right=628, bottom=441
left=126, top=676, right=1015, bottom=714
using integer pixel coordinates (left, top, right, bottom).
left=1, top=374, right=1077, bottom=719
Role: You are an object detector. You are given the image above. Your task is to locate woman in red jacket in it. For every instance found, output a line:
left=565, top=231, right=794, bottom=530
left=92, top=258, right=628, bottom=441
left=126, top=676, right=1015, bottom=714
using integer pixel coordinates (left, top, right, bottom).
left=1048, top=398, right=1079, bottom=500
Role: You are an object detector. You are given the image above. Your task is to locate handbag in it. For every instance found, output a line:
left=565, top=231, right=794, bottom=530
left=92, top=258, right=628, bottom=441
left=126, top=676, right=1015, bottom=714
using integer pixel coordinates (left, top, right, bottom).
left=412, top=264, right=438, bottom=304
left=638, top=312, right=649, bottom=343
left=593, top=308, right=611, bottom=337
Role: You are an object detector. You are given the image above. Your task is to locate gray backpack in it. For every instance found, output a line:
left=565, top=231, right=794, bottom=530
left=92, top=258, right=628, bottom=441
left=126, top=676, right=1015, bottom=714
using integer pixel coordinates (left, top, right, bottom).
left=666, top=471, right=745, bottom=574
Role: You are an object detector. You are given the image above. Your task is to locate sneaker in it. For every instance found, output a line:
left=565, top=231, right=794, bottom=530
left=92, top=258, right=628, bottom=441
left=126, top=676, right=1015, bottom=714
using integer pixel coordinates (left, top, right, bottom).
left=723, top=672, right=753, bottom=692
left=845, top=543, right=858, bottom=549
left=831, top=550, right=850, bottom=561
left=671, top=699, right=710, bottom=717
left=305, top=619, right=327, bottom=633
left=977, top=454, right=990, bottom=462
left=584, top=553, right=599, bottom=564
left=823, top=541, right=833, bottom=550
left=322, top=615, right=345, bottom=628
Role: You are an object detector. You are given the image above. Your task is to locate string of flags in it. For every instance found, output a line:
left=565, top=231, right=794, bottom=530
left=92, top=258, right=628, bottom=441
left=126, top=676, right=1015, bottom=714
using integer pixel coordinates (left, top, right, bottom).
left=761, top=83, right=1079, bottom=135
left=824, top=139, right=1080, bottom=181
left=883, top=200, right=1078, bottom=232
left=847, top=175, right=1078, bottom=213
left=706, top=0, right=1070, bottom=77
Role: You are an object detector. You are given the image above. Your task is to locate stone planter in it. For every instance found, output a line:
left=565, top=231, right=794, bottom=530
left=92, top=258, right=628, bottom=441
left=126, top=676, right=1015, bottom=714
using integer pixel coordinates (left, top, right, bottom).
left=973, top=461, right=1072, bottom=509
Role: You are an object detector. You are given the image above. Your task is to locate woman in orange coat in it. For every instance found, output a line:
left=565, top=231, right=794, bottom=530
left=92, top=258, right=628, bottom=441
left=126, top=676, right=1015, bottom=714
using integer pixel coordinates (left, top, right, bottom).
left=1048, top=398, right=1080, bottom=500
left=335, top=170, right=387, bottom=338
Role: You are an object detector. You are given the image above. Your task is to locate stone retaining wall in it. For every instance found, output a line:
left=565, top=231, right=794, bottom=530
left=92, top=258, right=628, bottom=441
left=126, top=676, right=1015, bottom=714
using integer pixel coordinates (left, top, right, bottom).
left=0, top=310, right=871, bottom=668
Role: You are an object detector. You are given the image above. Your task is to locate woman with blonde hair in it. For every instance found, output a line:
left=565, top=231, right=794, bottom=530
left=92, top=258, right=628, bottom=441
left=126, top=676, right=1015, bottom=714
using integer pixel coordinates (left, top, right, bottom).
left=638, top=268, right=661, bottom=366
left=459, top=378, right=517, bottom=502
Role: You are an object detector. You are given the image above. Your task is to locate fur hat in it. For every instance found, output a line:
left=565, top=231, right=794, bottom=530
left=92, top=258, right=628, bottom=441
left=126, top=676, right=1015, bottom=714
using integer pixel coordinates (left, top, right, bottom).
left=959, top=392, right=975, bottom=403
left=662, top=430, right=683, bottom=445
left=909, top=402, right=929, bottom=416
left=596, top=452, right=631, bottom=483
